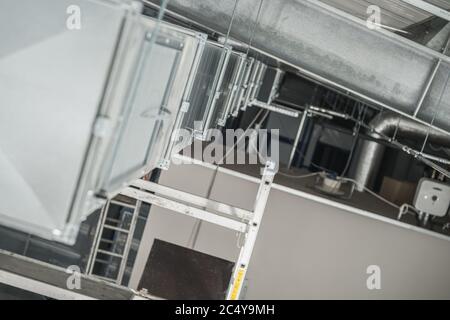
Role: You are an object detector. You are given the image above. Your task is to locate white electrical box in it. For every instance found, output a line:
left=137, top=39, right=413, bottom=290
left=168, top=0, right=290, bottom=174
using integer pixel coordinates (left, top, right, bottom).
left=413, top=178, right=450, bottom=217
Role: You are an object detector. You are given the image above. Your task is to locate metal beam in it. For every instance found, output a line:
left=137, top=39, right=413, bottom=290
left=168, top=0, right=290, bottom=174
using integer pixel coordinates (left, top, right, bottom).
left=130, top=179, right=253, bottom=220
left=250, top=100, right=300, bottom=118
left=0, top=270, right=95, bottom=300
left=0, top=250, right=136, bottom=300
left=121, top=187, right=248, bottom=233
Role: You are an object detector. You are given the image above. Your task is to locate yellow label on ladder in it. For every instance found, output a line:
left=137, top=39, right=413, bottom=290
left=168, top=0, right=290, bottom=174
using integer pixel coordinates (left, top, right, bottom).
left=229, top=268, right=246, bottom=300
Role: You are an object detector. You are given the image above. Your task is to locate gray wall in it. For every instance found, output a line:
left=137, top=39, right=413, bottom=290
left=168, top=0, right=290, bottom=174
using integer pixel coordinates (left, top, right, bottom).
left=130, top=163, right=450, bottom=299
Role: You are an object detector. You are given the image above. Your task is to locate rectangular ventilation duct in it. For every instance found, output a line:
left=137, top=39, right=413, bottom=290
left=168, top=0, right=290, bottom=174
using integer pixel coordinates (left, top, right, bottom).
left=0, top=0, right=201, bottom=244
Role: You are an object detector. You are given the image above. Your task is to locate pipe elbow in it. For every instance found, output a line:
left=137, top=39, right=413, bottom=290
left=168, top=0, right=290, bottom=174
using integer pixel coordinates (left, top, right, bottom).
left=366, top=112, right=401, bottom=139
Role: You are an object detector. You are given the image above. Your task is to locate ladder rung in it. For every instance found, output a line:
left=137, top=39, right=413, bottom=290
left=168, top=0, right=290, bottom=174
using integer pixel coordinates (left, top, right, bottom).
left=103, top=224, right=129, bottom=233
left=105, top=217, right=122, bottom=224
left=93, top=258, right=110, bottom=265
left=93, top=275, right=116, bottom=282
left=97, top=249, right=124, bottom=259
left=99, top=238, right=115, bottom=244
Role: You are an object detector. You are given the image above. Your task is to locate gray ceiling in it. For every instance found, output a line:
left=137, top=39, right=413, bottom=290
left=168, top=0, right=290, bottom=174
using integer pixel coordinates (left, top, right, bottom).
left=318, top=0, right=450, bottom=30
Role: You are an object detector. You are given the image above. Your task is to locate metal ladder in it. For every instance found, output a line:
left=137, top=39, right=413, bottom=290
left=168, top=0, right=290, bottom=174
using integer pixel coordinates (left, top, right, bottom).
left=121, top=159, right=276, bottom=299
left=86, top=198, right=142, bottom=285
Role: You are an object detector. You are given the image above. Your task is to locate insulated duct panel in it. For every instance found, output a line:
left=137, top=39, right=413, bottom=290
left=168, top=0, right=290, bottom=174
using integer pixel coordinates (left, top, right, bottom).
left=99, top=18, right=202, bottom=191
left=222, top=52, right=247, bottom=121
left=215, top=52, right=247, bottom=126
left=0, top=0, right=134, bottom=244
left=102, top=36, right=182, bottom=192
left=241, top=60, right=264, bottom=110
left=0, top=1, right=200, bottom=244
left=158, top=30, right=207, bottom=170
left=181, top=42, right=231, bottom=140
left=232, top=57, right=255, bottom=117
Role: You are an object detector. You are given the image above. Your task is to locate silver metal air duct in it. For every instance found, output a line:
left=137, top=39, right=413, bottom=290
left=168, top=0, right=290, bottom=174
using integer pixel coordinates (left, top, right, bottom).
left=146, top=0, right=450, bottom=134
left=354, top=112, right=450, bottom=191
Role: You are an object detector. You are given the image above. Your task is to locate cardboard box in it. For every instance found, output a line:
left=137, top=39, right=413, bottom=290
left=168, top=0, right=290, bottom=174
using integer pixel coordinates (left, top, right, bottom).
left=379, top=176, right=417, bottom=206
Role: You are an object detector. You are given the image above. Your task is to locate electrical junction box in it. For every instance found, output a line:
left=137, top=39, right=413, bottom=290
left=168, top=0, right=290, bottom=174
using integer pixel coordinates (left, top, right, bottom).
left=413, top=178, right=450, bottom=217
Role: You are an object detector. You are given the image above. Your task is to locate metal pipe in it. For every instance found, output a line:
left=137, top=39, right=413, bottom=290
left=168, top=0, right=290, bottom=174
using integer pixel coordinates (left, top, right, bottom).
left=353, top=112, right=450, bottom=191
left=250, top=100, right=300, bottom=118
left=287, top=109, right=309, bottom=169
left=309, top=106, right=351, bottom=120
